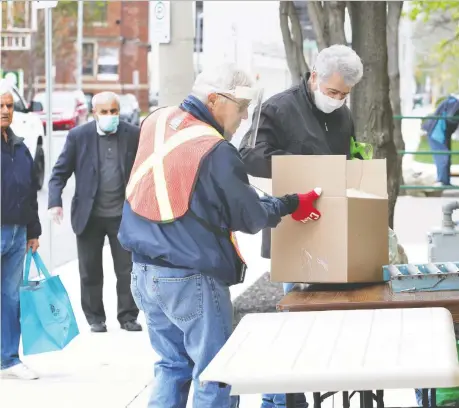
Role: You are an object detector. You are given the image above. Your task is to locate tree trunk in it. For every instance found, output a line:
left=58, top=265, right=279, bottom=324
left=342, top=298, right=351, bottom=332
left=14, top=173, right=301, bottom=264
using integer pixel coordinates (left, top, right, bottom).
left=307, top=1, right=347, bottom=50
left=387, top=1, right=405, bottom=195
left=350, top=1, right=399, bottom=229
left=324, top=1, right=347, bottom=45
left=279, top=1, right=309, bottom=85
left=307, top=1, right=329, bottom=50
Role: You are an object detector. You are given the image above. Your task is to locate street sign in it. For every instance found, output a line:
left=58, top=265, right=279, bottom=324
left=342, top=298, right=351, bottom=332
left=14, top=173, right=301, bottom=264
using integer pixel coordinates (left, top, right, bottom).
left=34, top=1, right=59, bottom=9
left=0, top=69, right=24, bottom=95
left=152, top=1, right=171, bottom=44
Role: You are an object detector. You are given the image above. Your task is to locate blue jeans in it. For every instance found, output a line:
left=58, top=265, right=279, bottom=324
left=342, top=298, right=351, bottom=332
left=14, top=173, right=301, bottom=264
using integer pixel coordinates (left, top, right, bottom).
left=428, top=136, right=451, bottom=185
left=1, top=225, right=26, bottom=370
left=261, top=283, right=308, bottom=408
left=131, top=263, right=239, bottom=408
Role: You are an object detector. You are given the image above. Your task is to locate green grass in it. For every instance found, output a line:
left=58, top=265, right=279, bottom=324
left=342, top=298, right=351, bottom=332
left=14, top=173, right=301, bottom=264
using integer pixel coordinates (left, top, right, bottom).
left=414, top=136, right=459, bottom=165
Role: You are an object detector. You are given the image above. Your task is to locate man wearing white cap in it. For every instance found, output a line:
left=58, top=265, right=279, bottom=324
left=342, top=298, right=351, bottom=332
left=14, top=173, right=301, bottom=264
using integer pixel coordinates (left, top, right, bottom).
left=118, top=63, right=322, bottom=407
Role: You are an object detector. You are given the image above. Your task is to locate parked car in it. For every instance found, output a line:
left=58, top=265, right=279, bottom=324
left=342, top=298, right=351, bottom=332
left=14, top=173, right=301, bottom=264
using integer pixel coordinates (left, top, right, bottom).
left=30, top=90, right=89, bottom=131
left=119, top=93, right=140, bottom=126
left=9, top=85, right=46, bottom=190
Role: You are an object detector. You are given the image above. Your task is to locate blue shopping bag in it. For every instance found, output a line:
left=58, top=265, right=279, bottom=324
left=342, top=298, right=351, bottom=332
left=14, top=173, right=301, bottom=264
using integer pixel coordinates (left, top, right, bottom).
left=20, top=250, right=79, bottom=355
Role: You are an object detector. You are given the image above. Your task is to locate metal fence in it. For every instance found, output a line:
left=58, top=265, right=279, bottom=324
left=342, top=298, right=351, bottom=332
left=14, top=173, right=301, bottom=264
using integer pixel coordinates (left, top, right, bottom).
left=394, top=115, right=459, bottom=191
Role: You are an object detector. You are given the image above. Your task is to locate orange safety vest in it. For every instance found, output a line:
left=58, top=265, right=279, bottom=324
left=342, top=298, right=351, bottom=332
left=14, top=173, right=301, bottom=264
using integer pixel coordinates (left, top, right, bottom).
left=126, top=106, right=247, bottom=282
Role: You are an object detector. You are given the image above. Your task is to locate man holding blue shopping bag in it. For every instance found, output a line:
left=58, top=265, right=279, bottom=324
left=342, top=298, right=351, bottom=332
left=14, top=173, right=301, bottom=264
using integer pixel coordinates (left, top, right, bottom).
left=1, top=81, right=41, bottom=380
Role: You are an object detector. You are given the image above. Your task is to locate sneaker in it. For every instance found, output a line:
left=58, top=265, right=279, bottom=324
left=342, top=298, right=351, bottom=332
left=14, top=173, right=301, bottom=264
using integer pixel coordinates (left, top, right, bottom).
left=0, top=363, right=39, bottom=380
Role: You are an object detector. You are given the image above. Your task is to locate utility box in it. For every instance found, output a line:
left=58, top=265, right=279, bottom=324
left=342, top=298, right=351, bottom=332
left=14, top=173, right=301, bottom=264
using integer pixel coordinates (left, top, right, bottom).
left=428, top=201, right=459, bottom=263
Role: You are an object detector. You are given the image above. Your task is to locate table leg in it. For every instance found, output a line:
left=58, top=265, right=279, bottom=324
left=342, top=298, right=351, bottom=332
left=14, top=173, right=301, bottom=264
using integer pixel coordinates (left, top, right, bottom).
left=361, top=391, right=374, bottom=408
left=313, top=392, right=322, bottom=408
left=286, top=393, right=296, bottom=408
left=422, top=389, right=429, bottom=408
left=376, top=390, right=384, bottom=408
left=431, top=388, right=437, bottom=408
left=343, top=391, right=350, bottom=408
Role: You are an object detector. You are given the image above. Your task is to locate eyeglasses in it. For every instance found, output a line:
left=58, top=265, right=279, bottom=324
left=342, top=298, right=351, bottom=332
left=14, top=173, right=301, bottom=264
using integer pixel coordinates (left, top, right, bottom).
left=217, top=93, right=250, bottom=113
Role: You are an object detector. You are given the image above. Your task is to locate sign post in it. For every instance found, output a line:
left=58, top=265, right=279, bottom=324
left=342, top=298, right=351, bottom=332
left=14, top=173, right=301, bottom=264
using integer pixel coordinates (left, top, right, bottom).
left=152, top=1, right=171, bottom=44
left=35, top=0, right=58, bottom=271
left=156, top=2, right=194, bottom=107
left=76, top=1, right=83, bottom=90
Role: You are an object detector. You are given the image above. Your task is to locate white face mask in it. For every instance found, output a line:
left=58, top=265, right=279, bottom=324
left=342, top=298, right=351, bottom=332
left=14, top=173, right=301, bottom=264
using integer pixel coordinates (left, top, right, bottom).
left=313, top=82, right=346, bottom=114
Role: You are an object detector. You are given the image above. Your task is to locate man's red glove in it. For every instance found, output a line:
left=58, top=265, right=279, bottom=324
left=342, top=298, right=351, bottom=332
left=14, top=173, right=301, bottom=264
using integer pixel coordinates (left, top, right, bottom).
left=291, top=188, right=322, bottom=223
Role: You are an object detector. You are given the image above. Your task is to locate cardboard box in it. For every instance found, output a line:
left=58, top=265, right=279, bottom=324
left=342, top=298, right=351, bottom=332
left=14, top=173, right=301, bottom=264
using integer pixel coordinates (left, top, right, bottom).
left=271, top=155, right=389, bottom=284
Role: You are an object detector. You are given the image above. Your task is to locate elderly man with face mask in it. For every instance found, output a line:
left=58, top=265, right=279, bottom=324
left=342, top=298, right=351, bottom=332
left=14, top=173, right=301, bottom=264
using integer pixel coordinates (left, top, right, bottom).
left=117, top=63, right=323, bottom=408
left=48, top=91, right=141, bottom=333
left=239, top=45, right=364, bottom=408
left=1, top=81, right=41, bottom=380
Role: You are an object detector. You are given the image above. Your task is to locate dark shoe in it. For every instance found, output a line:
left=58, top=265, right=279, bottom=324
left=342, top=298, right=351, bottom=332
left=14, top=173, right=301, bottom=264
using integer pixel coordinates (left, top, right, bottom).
left=120, top=320, right=142, bottom=332
left=90, top=322, right=107, bottom=333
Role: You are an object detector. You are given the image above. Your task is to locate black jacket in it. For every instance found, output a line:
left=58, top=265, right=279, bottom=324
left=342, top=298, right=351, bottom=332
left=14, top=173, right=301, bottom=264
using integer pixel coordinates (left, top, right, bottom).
left=1, top=127, right=41, bottom=239
left=48, top=121, right=140, bottom=236
left=239, top=75, right=355, bottom=258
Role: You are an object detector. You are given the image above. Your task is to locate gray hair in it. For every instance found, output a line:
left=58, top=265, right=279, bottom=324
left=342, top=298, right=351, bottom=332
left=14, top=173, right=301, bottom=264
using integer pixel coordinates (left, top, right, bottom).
left=314, top=45, right=363, bottom=87
left=190, top=63, right=254, bottom=102
left=92, top=91, right=120, bottom=109
left=0, top=79, right=13, bottom=97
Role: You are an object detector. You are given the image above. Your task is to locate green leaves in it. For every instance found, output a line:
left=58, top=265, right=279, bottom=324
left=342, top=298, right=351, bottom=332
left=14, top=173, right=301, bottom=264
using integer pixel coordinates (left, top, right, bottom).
left=408, top=1, right=459, bottom=21
left=409, top=0, right=459, bottom=91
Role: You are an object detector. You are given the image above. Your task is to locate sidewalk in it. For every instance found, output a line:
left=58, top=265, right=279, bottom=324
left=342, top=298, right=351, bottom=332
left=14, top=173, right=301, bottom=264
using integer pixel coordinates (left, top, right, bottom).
left=0, top=231, right=426, bottom=407
left=0, top=247, right=155, bottom=408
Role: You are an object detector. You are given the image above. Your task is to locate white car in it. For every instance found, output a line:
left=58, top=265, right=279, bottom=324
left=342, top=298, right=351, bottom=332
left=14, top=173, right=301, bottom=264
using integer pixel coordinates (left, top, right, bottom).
left=9, top=85, right=46, bottom=190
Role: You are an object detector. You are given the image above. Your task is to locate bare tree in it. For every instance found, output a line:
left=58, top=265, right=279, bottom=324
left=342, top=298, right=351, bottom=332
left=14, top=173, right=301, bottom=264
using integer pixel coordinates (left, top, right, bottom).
left=387, top=1, right=405, bottom=193
left=307, top=1, right=347, bottom=50
left=279, top=1, right=403, bottom=227
left=350, top=1, right=400, bottom=228
left=279, top=1, right=309, bottom=85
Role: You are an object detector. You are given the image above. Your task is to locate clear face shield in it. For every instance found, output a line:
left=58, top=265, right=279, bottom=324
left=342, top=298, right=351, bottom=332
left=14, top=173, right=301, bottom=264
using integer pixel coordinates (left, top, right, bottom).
left=218, top=86, right=264, bottom=147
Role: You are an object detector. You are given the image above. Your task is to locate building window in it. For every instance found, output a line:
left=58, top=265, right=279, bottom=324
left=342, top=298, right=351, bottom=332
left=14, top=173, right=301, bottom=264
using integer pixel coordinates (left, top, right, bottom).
left=97, top=47, right=119, bottom=81
left=82, top=42, right=96, bottom=76
left=85, top=2, right=108, bottom=25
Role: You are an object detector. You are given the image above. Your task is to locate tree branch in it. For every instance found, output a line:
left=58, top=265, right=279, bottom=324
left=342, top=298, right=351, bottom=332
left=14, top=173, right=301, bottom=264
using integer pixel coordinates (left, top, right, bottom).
left=307, top=1, right=329, bottom=50
left=279, top=1, right=309, bottom=85
left=440, top=30, right=459, bottom=49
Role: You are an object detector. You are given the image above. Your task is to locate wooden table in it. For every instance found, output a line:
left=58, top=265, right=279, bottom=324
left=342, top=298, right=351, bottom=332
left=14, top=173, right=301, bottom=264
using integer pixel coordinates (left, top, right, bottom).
left=277, top=282, right=459, bottom=323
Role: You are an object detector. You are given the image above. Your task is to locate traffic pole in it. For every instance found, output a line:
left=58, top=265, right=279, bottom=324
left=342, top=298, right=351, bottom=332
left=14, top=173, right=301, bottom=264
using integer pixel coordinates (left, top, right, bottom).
left=45, top=6, right=54, bottom=272
left=157, top=1, right=194, bottom=106
left=76, top=1, right=83, bottom=90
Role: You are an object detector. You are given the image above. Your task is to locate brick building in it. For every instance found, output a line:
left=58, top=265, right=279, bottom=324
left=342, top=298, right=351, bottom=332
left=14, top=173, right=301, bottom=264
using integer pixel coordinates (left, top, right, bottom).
left=2, top=1, right=150, bottom=111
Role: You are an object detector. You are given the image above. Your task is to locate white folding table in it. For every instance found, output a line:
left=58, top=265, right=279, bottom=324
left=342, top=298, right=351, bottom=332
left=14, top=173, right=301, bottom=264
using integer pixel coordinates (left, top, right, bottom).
left=200, top=308, right=459, bottom=408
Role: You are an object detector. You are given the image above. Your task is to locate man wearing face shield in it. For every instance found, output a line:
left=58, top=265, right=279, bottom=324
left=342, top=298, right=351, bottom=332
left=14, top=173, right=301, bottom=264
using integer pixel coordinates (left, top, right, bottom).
left=239, top=45, right=365, bottom=408
left=48, top=92, right=142, bottom=333
left=117, top=63, right=323, bottom=407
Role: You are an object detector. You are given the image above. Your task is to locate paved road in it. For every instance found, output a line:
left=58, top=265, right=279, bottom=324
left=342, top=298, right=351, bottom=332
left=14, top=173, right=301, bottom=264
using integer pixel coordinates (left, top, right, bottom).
left=38, top=131, right=77, bottom=270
